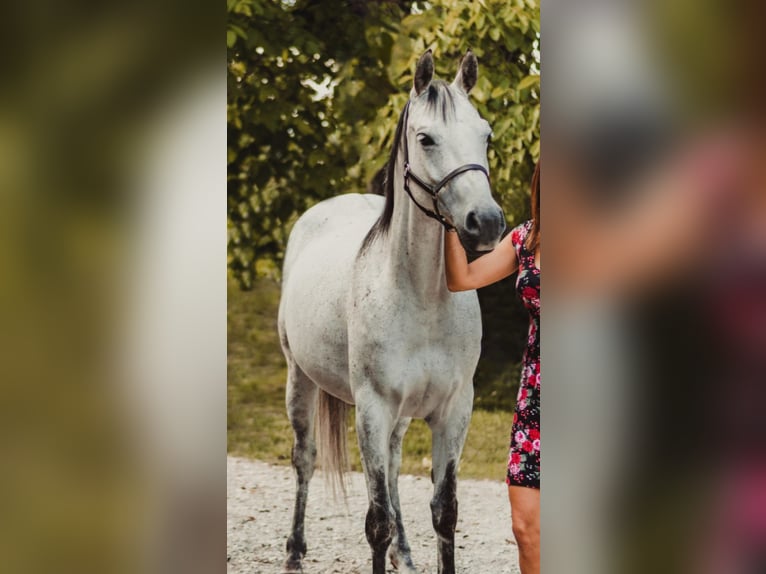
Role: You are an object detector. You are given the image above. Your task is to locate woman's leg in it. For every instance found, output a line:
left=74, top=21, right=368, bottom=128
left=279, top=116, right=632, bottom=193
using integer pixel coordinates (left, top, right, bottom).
left=508, top=485, right=540, bottom=574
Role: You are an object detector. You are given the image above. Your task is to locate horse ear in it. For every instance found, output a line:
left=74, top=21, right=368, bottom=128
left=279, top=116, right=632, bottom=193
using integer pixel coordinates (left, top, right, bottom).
left=453, top=49, right=478, bottom=94
left=413, top=49, right=434, bottom=96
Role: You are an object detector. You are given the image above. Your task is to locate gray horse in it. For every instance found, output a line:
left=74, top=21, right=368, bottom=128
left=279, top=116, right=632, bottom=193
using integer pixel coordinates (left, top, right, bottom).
left=278, top=49, right=505, bottom=574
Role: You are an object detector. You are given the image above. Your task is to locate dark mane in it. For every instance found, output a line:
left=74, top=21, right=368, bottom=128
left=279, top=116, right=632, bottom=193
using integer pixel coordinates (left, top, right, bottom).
left=359, top=81, right=457, bottom=254
left=425, top=79, right=457, bottom=122
left=358, top=104, right=405, bottom=253
left=366, top=164, right=387, bottom=196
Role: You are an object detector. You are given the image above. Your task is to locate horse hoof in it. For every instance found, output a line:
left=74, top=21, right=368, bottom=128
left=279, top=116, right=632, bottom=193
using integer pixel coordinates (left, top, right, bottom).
left=282, top=556, right=303, bottom=573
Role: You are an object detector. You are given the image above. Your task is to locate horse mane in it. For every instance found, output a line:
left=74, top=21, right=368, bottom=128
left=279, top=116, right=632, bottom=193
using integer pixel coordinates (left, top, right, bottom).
left=359, top=80, right=456, bottom=254
left=358, top=107, right=404, bottom=253
left=366, top=163, right=387, bottom=196
left=425, top=79, right=458, bottom=123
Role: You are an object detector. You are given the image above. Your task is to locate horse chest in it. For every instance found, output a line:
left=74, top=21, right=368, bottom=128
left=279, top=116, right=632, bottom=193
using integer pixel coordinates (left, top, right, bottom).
left=349, top=288, right=481, bottom=410
left=353, top=287, right=479, bottom=351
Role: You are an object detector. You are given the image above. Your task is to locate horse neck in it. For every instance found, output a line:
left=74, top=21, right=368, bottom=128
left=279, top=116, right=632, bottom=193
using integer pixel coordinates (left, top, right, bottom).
left=388, top=157, right=448, bottom=301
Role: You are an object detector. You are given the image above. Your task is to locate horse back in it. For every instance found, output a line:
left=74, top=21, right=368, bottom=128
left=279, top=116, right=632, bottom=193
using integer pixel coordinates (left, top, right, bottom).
left=282, top=193, right=383, bottom=283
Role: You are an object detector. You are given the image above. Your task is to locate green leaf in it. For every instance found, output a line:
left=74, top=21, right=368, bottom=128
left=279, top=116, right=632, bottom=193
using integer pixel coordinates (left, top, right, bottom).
left=517, top=74, right=539, bottom=91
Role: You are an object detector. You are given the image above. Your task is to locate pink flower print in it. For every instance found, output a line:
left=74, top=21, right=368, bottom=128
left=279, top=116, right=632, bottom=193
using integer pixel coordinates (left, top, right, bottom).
left=522, top=440, right=534, bottom=453
left=533, top=439, right=540, bottom=451
left=524, top=365, right=533, bottom=379
left=514, top=430, right=526, bottom=443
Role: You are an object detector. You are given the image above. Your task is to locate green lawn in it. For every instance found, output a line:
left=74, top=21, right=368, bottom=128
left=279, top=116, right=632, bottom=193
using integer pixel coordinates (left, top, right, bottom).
left=228, top=277, right=514, bottom=480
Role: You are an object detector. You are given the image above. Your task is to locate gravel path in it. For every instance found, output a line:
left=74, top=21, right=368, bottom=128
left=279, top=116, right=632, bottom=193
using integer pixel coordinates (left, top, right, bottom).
left=228, top=456, right=520, bottom=574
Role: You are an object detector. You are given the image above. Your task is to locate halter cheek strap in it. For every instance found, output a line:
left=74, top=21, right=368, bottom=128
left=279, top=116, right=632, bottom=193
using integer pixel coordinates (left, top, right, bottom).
left=400, top=101, right=491, bottom=231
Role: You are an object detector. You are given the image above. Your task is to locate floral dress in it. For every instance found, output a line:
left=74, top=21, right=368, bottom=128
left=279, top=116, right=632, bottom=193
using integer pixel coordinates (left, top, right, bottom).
left=506, top=220, right=541, bottom=489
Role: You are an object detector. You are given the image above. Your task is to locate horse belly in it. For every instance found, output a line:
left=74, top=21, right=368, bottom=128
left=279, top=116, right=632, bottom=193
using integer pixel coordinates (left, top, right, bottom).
left=282, top=261, right=351, bottom=400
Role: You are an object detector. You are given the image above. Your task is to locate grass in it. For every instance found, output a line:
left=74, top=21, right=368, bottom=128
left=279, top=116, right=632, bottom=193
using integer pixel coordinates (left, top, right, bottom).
left=228, top=276, right=514, bottom=481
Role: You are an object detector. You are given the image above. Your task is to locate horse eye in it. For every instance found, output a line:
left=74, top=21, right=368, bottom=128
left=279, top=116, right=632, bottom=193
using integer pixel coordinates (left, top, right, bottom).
left=417, top=134, right=435, bottom=147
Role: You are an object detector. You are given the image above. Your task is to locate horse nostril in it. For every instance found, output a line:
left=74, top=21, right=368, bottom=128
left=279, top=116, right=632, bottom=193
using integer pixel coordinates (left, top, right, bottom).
left=465, top=211, right=480, bottom=236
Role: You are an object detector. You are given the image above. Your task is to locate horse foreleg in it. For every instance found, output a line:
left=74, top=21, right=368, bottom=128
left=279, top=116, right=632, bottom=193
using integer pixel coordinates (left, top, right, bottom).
left=283, top=364, right=318, bottom=573
left=387, top=417, right=418, bottom=573
left=355, top=395, right=396, bottom=574
left=428, top=389, right=473, bottom=574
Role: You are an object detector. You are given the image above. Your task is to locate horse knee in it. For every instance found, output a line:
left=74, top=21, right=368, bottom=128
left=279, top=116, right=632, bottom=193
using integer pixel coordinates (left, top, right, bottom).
left=365, top=502, right=394, bottom=550
left=290, top=439, right=316, bottom=478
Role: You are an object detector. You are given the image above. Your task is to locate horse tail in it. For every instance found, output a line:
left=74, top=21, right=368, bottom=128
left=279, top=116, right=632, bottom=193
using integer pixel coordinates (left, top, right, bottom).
left=315, top=389, right=349, bottom=500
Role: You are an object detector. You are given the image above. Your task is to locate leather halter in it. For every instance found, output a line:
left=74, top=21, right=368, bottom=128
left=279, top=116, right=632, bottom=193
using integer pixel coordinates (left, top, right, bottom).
left=400, top=100, right=491, bottom=231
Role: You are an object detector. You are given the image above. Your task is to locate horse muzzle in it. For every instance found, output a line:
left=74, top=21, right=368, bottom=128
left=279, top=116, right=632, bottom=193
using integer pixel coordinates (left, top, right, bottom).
left=459, top=205, right=506, bottom=252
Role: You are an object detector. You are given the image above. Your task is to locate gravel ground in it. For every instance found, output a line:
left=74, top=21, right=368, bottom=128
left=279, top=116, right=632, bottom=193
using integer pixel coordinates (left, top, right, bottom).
left=228, top=456, right=520, bottom=574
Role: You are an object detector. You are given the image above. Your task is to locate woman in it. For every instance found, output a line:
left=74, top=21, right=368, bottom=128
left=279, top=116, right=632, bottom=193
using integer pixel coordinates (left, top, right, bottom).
left=445, top=161, right=540, bottom=574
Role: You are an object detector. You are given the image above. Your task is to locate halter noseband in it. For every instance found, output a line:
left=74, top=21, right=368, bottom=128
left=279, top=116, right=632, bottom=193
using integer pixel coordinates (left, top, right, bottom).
left=400, top=100, right=491, bottom=231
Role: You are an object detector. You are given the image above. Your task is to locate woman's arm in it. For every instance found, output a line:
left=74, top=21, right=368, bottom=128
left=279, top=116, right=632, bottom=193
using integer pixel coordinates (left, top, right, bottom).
left=444, top=230, right=518, bottom=291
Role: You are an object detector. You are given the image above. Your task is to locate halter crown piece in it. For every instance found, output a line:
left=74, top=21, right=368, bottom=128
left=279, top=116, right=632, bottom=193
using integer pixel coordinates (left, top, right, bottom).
left=400, top=100, right=491, bottom=231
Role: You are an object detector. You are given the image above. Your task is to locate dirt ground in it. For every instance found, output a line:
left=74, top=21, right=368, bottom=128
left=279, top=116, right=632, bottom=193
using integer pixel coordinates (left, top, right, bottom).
left=227, top=456, right=521, bottom=574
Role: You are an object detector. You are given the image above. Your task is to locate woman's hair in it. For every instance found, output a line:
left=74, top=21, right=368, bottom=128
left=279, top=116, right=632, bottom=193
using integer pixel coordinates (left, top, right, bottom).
left=525, top=159, right=540, bottom=251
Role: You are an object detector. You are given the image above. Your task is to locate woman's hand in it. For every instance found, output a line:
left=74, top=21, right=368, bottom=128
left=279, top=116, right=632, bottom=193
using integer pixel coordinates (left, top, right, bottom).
left=444, top=229, right=517, bottom=291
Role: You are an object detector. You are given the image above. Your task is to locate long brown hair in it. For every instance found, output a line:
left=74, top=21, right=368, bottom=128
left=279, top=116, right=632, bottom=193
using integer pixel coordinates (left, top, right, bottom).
left=525, top=159, right=540, bottom=251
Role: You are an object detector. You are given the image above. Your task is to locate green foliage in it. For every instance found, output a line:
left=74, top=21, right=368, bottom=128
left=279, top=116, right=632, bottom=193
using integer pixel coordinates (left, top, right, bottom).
left=228, top=0, right=540, bottom=287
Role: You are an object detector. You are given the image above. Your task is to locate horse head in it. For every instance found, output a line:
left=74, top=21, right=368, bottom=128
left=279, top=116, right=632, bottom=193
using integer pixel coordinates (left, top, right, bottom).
left=404, top=49, right=506, bottom=252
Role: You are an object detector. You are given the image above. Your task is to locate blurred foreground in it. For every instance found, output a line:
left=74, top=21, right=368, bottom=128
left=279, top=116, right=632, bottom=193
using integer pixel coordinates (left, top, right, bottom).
left=544, top=1, right=766, bottom=573
left=0, top=2, right=223, bottom=573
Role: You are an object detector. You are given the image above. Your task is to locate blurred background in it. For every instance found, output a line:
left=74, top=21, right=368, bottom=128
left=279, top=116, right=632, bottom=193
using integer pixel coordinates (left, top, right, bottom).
left=227, top=0, right=540, bottom=479
left=0, top=1, right=222, bottom=574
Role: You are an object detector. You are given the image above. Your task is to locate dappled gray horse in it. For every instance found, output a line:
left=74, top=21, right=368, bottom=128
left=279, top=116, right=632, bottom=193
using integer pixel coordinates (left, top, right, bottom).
left=278, top=49, right=505, bottom=574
